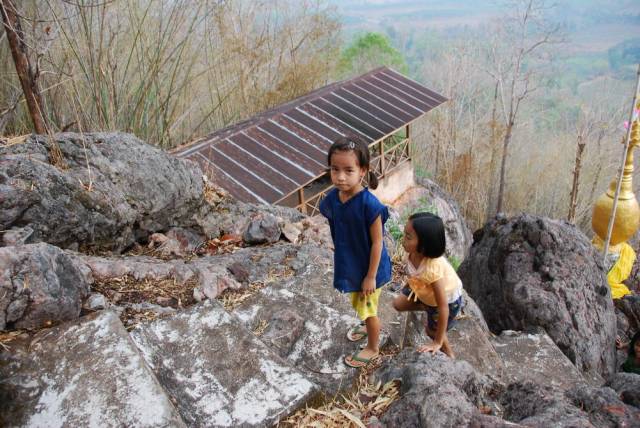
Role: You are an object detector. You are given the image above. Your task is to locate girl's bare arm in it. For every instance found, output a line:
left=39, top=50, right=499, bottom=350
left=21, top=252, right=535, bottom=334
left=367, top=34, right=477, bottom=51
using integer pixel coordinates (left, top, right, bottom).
left=362, top=215, right=383, bottom=296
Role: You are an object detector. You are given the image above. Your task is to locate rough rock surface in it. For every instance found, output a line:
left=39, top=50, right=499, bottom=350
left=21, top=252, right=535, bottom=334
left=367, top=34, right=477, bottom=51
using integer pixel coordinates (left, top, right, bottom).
left=233, top=261, right=405, bottom=393
left=0, top=243, right=91, bottom=330
left=0, top=133, right=205, bottom=252
left=0, top=311, right=185, bottom=427
left=391, top=177, right=473, bottom=261
left=374, top=349, right=501, bottom=427
left=459, top=214, right=616, bottom=379
left=606, top=373, right=640, bottom=408
left=448, top=316, right=505, bottom=378
left=501, top=380, right=640, bottom=427
left=243, top=212, right=282, bottom=244
left=130, top=300, right=316, bottom=427
left=492, top=330, right=586, bottom=390
left=78, top=242, right=316, bottom=300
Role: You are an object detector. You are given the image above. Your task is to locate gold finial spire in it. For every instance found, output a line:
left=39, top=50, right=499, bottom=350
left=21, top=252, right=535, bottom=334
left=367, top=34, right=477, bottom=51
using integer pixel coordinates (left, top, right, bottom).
left=592, top=101, right=640, bottom=252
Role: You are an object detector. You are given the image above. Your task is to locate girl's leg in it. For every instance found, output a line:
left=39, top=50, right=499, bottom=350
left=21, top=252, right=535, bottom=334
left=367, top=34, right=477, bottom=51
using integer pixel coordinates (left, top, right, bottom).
left=393, top=294, right=426, bottom=312
left=362, top=315, right=380, bottom=358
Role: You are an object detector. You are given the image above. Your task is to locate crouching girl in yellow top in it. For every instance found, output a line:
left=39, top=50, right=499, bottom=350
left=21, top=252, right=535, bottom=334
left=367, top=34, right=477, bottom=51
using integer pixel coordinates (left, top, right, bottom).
left=393, top=212, right=463, bottom=358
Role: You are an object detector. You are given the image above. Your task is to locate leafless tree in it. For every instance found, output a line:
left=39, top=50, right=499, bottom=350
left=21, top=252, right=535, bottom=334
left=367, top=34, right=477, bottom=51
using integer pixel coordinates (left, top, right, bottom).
left=0, top=0, right=47, bottom=134
left=485, top=0, right=563, bottom=214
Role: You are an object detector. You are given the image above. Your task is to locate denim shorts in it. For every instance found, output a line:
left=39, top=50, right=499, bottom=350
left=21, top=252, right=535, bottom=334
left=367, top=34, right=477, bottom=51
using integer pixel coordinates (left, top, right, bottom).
left=402, top=287, right=463, bottom=331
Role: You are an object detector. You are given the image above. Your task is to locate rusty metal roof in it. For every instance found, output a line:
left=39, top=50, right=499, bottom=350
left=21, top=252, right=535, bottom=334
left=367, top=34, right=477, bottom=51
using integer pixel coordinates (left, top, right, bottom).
left=174, top=67, right=447, bottom=204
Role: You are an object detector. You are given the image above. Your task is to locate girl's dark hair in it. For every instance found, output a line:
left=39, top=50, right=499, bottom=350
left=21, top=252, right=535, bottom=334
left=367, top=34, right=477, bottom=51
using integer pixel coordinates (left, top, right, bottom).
left=409, top=212, right=446, bottom=258
left=327, top=136, right=378, bottom=189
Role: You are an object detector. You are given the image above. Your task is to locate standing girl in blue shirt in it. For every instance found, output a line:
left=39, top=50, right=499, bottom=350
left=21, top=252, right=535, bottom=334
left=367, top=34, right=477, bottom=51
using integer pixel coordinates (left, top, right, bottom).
left=320, top=136, right=392, bottom=368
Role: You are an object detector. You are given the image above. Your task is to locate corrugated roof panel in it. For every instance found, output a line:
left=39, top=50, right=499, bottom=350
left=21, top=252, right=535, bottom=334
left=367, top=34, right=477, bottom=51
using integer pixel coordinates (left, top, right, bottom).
left=173, top=67, right=447, bottom=204
left=343, top=83, right=414, bottom=122
left=228, top=133, right=309, bottom=185
left=333, top=88, right=406, bottom=129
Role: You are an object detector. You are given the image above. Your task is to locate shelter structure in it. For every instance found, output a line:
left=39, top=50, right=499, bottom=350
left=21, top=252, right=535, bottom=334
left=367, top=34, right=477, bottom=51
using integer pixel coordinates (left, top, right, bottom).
left=173, top=67, right=446, bottom=215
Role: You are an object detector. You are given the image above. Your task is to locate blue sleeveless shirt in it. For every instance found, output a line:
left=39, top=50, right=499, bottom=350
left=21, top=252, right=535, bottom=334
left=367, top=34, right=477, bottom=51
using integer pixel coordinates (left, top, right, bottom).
left=319, top=188, right=392, bottom=293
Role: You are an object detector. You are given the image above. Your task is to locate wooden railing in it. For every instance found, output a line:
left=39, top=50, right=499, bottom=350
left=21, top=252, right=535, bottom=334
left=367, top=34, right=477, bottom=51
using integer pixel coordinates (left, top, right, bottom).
left=297, top=137, right=411, bottom=216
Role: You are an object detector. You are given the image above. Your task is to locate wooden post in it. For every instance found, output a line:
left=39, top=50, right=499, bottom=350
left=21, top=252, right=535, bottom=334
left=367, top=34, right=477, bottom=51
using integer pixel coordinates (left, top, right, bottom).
left=298, top=188, right=307, bottom=215
left=0, top=0, right=48, bottom=134
left=379, top=140, right=385, bottom=177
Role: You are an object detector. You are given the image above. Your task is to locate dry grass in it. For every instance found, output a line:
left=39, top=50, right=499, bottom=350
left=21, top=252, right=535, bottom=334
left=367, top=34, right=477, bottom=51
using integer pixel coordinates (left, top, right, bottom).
left=92, top=275, right=198, bottom=329
left=217, top=281, right=267, bottom=311
left=281, top=346, right=402, bottom=427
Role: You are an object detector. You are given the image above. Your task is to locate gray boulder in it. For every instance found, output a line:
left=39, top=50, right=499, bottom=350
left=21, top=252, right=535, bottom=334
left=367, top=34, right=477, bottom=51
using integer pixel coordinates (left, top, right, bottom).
left=0, top=311, right=185, bottom=427
left=243, top=212, right=281, bottom=244
left=130, top=300, right=317, bottom=427
left=606, top=372, right=640, bottom=408
left=0, top=243, right=91, bottom=330
left=373, top=349, right=501, bottom=427
left=501, top=380, right=640, bottom=427
left=1, top=132, right=204, bottom=252
left=459, top=214, right=616, bottom=380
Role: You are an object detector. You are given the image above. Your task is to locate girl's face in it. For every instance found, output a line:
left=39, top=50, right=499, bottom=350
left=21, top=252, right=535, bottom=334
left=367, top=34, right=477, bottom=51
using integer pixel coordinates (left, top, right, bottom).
left=329, top=150, right=366, bottom=194
left=402, top=220, right=419, bottom=255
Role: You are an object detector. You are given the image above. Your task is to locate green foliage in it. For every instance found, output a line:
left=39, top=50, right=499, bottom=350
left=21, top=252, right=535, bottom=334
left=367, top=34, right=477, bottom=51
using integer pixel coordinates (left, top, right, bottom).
left=448, top=255, right=461, bottom=271
left=338, top=32, right=408, bottom=78
left=386, top=196, right=437, bottom=242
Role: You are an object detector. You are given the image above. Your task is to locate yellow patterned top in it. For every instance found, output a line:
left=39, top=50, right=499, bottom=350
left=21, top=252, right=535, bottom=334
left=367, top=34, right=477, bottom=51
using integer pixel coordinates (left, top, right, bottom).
left=406, top=256, right=462, bottom=307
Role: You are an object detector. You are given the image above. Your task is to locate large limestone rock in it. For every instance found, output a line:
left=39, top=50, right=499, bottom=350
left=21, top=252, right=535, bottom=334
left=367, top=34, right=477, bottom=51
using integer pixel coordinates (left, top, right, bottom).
left=0, top=243, right=91, bottom=330
left=1, top=133, right=205, bottom=252
left=130, top=300, right=317, bottom=427
left=0, top=311, right=184, bottom=427
left=459, top=214, right=616, bottom=380
left=492, top=330, right=586, bottom=390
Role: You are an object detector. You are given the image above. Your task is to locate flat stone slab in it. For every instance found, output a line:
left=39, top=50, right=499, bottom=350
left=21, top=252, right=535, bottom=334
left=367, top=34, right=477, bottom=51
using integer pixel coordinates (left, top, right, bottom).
left=233, top=264, right=405, bottom=393
left=0, top=311, right=184, bottom=427
left=130, top=300, right=317, bottom=427
left=492, top=330, right=586, bottom=389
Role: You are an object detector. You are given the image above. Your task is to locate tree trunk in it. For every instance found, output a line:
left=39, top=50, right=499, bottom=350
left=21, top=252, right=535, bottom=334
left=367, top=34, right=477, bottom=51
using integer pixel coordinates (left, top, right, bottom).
left=495, top=121, right=513, bottom=214
left=0, top=0, right=48, bottom=134
left=567, top=134, right=586, bottom=223
left=486, top=81, right=500, bottom=219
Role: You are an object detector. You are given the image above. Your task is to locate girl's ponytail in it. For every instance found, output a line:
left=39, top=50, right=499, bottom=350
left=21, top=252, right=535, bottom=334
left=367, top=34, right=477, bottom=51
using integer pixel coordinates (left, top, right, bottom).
left=368, top=171, right=379, bottom=190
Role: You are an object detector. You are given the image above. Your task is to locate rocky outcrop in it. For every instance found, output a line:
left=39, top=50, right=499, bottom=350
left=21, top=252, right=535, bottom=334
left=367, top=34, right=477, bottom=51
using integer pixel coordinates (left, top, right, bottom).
left=1, top=133, right=205, bottom=252
left=0, top=311, right=185, bottom=427
left=501, top=381, right=640, bottom=427
left=0, top=243, right=91, bottom=330
left=606, top=373, right=640, bottom=408
left=374, top=350, right=502, bottom=427
left=130, top=300, right=317, bottom=427
left=375, top=349, right=639, bottom=428
left=459, top=214, right=616, bottom=380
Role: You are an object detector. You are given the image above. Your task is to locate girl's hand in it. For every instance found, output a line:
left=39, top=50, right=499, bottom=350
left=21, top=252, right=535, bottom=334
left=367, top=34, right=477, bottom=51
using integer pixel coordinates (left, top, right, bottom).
left=361, top=275, right=376, bottom=297
left=418, top=342, right=442, bottom=354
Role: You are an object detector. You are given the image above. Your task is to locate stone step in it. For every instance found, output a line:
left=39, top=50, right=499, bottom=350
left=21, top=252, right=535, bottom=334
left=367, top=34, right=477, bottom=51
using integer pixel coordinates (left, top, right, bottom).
left=0, top=311, right=185, bottom=427
left=130, top=300, right=317, bottom=427
left=491, top=330, right=588, bottom=389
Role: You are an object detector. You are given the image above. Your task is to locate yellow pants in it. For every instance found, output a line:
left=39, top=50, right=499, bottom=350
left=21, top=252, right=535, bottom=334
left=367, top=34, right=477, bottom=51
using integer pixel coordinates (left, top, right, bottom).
left=350, top=287, right=382, bottom=321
